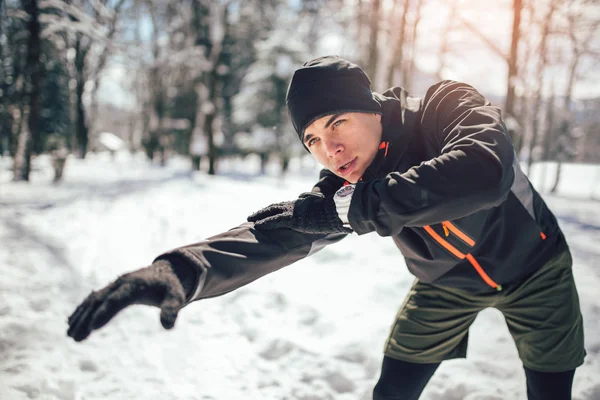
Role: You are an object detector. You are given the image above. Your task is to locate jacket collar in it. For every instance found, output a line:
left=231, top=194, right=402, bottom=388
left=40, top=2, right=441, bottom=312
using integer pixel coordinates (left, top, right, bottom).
left=360, top=87, right=420, bottom=182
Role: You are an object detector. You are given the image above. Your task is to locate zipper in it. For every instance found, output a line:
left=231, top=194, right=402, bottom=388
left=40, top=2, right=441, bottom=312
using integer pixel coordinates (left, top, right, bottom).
left=442, top=221, right=475, bottom=247
left=378, top=141, right=390, bottom=157
left=424, top=221, right=502, bottom=291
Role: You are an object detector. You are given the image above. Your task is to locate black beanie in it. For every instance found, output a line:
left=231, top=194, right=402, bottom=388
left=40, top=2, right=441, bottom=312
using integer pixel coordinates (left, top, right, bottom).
left=286, top=55, right=382, bottom=140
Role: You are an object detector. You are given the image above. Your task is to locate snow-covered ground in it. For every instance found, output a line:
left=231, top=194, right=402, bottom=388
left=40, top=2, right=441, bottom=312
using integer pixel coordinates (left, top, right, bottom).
left=1, top=152, right=599, bottom=400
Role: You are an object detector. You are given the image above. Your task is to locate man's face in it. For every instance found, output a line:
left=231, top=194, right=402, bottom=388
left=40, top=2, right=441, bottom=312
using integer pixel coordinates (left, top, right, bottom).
left=303, top=112, right=383, bottom=183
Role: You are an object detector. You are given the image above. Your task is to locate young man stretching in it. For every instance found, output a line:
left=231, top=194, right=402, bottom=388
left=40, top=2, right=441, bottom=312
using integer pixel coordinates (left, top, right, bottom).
left=67, top=56, right=585, bottom=399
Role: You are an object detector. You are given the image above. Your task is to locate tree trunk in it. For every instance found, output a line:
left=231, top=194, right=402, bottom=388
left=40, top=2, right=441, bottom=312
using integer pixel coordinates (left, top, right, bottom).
left=366, top=0, right=381, bottom=84
left=386, top=0, right=409, bottom=88
left=505, top=0, right=522, bottom=144
left=539, top=92, right=555, bottom=192
left=541, top=89, right=555, bottom=162
left=75, top=78, right=88, bottom=157
left=437, top=0, right=457, bottom=81
left=128, top=112, right=137, bottom=153
left=204, top=111, right=217, bottom=175
left=527, top=2, right=555, bottom=175
left=14, top=0, right=42, bottom=181
left=88, top=0, right=127, bottom=140
left=356, top=0, right=365, bottom=53
left=144, top=6, right=167, bottom=164
left=550, top=161, right=561, bottom=193
left=8, top=103, right=24, bottom=158
left=203, top=71, right=218, bottom=175
left=13, top=105, right=31, bottom=181
left=404, top=0, right=422, bottom=90
left=192, top=1, right=227, bottom=175
left=74, top=36, right=89, bottom=158
left=527, top=99, right=540, bottom=175
left=550, top=120, right=568, bottom=194
left=550, top=4, right=582, bottom=194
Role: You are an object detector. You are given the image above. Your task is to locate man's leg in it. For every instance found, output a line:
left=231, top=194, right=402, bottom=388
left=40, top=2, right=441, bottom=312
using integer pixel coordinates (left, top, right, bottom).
left=497, top=248, right=585, bottom=399
left=384, top=280, right=486, bottom=364
left=373, top=356, right=440, bottom=400
left=378, top=279, right=487, bottom=399
left=524, top=367, right=576, bottom=400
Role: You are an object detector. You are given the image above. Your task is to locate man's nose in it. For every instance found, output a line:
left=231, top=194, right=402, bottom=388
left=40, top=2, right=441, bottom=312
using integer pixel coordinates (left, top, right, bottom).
left=324, top=138, right=343, bottom=158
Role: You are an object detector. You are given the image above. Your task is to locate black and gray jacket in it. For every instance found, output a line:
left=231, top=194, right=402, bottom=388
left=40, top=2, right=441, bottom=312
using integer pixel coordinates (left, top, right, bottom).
left=156, top=80, right=567, bottom=302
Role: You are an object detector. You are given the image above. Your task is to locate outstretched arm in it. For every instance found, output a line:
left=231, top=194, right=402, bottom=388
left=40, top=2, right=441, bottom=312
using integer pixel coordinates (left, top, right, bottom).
left=155, top=223, right=346, bottom=303
left=67, top=174, right=347, bottom=341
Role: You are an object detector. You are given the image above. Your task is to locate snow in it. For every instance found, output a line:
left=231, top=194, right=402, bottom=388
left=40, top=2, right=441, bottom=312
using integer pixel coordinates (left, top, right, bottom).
left=98, top=132, right=125, bottom=152
left=1, top=152, right=599, bottom=400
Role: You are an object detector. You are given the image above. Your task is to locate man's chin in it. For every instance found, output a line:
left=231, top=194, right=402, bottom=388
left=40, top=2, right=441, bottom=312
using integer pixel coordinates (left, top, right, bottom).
left=327, top=165, right=362, bottom=183
left=340, top=172, right=361, bottom=184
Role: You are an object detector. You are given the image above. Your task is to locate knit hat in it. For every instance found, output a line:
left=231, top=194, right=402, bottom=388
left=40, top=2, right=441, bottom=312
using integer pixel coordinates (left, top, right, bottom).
left=286, top=56, right=382, bottom=141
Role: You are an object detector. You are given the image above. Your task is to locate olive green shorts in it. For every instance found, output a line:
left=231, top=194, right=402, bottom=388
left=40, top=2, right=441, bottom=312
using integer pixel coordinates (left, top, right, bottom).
left=384, top=248, right=586, bottom=372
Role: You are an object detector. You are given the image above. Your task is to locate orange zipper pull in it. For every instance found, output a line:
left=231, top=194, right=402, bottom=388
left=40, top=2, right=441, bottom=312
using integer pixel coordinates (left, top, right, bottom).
left=442, top=222, right=449, bottom=236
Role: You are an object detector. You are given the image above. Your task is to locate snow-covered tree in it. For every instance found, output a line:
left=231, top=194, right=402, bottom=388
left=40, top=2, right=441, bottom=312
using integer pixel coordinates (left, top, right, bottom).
left=233, top=28, right=308, bottom=174
left=39, top=0, right=130, bottom=158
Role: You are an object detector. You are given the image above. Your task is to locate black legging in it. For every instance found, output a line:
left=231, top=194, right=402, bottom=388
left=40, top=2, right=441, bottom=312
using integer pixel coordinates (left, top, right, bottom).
left=373, top=356, right=576, bottom=400
left=524, top=367, right=576, bottom=400
left=373, top=356, right=440, bottom=400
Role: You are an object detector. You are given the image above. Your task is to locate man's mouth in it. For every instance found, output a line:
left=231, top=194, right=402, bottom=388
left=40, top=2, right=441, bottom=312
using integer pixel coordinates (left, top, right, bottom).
left=337, top=158, right=357, bottom=176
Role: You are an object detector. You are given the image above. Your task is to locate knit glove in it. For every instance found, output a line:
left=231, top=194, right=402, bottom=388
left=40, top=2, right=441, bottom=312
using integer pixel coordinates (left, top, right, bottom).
left=247, top=192, right=352, bottom=235
left=67, top=260, right=196, bottom=342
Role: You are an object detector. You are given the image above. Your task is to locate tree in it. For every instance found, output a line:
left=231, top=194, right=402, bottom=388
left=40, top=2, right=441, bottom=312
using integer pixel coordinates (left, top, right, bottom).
left=402, top=0, right=423, bottom=90
left=13, top=0, right=43, bottom=181
left=365, top=0, right=381, bottom=82
left=504, top=0, right=522, bottom=138
left=143, top=0, right=170, bottom=165
left=527, top=0, right=557, bottom=174
left=39, top=0, right=130, bottom=158
left=1, top=0, right=70, bottom=179
left=188, top=0, right=282, bottom=175
left=550, top=0, right=600, bottom=193
left=436, top=0, right=457, bottom=81
left=38, top=42, right=70, bottom=153
left=454, top=0, right=525, bottom=148
left=0, top=0, right=22, bottom=157
left=86, top=0, right=127, bottom=151
left=386, top=0, right=410, bottom=88
left=233, top=30, right=308, bottom=174
left=190, top=0, right=225, bottom=175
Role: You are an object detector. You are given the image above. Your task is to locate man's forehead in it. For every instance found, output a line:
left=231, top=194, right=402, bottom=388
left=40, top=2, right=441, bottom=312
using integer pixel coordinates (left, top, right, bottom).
left=305, top=113, right=345, bottom=132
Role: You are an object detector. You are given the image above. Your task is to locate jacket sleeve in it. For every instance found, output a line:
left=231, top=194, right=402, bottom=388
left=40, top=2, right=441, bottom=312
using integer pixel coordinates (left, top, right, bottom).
left=349, top=80, right=515, bottom=236
left=154, top=173, right=347, bottom=303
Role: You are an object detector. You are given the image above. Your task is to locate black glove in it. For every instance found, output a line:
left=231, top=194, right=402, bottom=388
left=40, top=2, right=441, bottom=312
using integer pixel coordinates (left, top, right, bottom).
left=247, top=192, right=352, bottom=235
left=67, top=259, right=196, bottom=342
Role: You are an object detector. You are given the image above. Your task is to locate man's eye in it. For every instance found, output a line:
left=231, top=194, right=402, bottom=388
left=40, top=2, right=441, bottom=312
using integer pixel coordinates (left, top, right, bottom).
left=333, top=119, right=344, bottom=128
left=308, top=137, right=319, bottom=147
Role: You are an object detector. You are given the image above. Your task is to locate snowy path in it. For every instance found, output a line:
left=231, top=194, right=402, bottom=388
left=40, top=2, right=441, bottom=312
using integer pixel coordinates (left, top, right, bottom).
left=1, top=154, right=599, bottom=400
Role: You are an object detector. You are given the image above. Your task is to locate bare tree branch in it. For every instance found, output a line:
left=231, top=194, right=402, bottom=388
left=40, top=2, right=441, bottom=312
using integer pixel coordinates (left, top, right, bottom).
left=456, top=15, right=508, bottom=61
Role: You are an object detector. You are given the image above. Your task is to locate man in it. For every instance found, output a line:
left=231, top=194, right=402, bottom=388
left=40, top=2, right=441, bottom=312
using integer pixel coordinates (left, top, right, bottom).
left=67, top=56, right=585, bottom=399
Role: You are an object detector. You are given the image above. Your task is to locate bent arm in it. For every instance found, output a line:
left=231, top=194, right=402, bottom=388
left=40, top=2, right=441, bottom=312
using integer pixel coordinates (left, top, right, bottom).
left=350, top=81, right=515, bottom=236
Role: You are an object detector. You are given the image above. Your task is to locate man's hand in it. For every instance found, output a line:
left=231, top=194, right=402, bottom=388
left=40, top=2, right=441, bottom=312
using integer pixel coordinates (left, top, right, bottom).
left=247, top=192, right=352, bottom=235
left=67, top=260, right=188, bottom=342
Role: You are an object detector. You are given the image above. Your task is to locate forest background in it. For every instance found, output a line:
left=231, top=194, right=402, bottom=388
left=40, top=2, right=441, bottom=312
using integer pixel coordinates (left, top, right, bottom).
left=1, top=0, right=599, bottom=189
